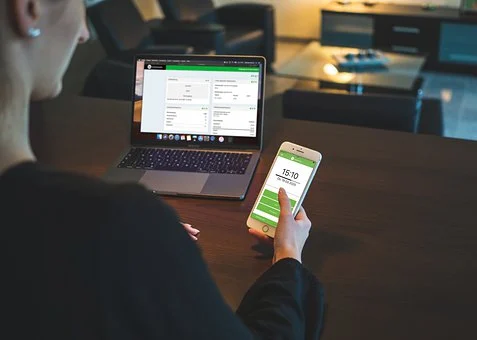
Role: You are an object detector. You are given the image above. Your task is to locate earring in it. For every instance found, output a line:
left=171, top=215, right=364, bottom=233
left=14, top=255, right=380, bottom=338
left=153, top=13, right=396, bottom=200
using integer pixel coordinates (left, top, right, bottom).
left=27, top=27, right=41, bottom=38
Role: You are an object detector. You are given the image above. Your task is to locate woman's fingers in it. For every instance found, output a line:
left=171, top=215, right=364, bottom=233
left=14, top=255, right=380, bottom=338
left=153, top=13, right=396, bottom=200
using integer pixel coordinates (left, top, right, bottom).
left=181, top=222, right=200, bottom=239
left=248, top=228, right=273, bottom=245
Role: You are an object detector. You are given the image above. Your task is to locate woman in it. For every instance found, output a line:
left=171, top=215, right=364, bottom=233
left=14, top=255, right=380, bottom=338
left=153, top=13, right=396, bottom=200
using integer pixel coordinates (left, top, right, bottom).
left=0, top=0, right=324, bottom=339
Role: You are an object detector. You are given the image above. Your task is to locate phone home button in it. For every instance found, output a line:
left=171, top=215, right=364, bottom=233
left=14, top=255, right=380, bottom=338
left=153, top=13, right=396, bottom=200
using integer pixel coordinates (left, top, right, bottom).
left=262, top=225, right=270, bottom=232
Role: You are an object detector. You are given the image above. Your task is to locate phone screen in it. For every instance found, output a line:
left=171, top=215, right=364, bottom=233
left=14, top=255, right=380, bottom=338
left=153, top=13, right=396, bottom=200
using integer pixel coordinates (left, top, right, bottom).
left=251, top=150, right=316, bottom=228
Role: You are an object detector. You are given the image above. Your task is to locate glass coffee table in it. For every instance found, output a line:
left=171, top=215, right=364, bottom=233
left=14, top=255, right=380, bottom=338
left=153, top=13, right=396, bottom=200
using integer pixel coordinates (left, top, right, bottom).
left=276, top=41, right=427, bottom=94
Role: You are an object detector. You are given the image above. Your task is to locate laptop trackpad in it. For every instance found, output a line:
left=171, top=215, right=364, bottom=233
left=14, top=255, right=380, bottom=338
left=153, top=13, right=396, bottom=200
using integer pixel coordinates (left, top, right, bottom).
left=139, top=171, right=208, bottom=194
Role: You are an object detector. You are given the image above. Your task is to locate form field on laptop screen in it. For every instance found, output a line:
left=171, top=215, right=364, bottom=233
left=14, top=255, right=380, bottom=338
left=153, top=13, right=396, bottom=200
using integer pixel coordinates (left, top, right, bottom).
left=140, top=64, right=260, bottom=138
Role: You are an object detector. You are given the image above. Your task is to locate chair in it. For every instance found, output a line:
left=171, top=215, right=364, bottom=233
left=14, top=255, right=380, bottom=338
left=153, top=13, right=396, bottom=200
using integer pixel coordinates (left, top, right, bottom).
left=282, top=88, right=424, bottom=133
left=154, top=0, right=276, bottom=68
left=418, top=98, right=444, bottom=136
left=82, top=59, right=135, bottom=101
left=86, top=0, right=193, bottom=64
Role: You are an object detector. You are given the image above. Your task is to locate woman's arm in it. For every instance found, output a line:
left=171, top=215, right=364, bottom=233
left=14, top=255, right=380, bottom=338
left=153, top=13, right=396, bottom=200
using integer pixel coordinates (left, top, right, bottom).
left=102, top=184, right=323, bottom=340
left=236, top=258, right=325, bottom=340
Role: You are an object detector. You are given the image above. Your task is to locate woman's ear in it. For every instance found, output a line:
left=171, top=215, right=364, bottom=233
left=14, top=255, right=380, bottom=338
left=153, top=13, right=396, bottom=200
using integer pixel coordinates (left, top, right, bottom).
left=10, top=0, right=42, bottom=38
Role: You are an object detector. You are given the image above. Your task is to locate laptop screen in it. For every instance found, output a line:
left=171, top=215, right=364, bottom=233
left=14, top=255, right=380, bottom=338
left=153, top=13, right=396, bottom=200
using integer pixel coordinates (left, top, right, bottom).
left=131, top=55, right=266, bottom=149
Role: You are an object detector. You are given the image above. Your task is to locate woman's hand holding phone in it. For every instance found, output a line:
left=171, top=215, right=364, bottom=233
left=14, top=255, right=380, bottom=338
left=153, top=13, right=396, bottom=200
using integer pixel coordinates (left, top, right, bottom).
left=249, top=188, right=312, bottom=264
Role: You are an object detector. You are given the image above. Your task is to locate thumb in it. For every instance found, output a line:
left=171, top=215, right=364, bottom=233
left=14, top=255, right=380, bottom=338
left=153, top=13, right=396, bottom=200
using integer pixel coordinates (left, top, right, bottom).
left=278, top=188, right=292, bottom=217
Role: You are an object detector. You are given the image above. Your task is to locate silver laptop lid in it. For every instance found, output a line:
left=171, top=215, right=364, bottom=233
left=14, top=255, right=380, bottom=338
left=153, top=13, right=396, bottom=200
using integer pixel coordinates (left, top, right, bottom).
left=130, top=54, right=266, bottom=150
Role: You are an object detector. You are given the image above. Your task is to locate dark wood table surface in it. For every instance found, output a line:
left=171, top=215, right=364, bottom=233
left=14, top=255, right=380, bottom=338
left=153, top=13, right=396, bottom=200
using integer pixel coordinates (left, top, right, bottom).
left=30, top=93, right=477, bottom=340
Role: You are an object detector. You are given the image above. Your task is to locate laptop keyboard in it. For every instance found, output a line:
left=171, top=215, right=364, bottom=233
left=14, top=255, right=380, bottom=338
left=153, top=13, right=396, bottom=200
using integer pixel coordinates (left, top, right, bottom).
left=118, top=148, right=252, bottom=174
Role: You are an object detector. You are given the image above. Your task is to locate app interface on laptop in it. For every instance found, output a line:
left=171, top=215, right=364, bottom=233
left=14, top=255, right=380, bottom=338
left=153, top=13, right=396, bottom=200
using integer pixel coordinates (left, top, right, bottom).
left=133, top=58, right=262, bottom=144
left=251, top=151, right=316, bottom=227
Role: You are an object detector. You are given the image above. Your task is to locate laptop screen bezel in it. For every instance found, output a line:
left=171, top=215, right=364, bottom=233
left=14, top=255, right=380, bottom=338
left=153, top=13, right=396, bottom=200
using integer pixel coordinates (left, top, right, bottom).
left=130, top=54, right=266, bottom=150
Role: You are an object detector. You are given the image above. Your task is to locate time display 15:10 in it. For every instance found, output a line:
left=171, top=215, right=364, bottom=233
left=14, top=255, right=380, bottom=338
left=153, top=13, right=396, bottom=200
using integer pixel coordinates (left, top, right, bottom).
left=282, top=169, right=299, bottom=180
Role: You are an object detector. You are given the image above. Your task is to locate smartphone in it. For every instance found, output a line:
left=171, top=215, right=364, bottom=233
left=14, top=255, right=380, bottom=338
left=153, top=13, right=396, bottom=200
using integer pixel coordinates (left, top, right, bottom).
left=247, top=141, right=322, bottom=238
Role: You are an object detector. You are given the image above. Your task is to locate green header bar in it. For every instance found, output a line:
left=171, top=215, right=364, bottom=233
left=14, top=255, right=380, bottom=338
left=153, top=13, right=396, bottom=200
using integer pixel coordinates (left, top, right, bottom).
left=166, top=65, right=260, bottom=72
left=279, top=151, right=315, bottom=168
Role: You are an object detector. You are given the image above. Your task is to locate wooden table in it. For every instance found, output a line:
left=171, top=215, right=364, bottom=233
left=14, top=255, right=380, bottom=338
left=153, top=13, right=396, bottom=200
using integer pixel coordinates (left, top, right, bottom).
left=30, top=93, right=477, bottom=340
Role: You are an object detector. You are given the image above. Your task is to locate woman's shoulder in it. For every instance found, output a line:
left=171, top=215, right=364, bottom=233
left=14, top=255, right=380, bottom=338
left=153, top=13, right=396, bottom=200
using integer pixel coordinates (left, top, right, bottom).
left=2, top=161, right=140, bottom=195
left=1, top=161, right=177, bottom=222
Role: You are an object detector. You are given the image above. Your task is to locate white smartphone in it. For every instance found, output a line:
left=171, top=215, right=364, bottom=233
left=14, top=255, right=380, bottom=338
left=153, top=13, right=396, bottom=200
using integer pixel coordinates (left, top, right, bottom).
left=247, top=141, right=322, bottom=238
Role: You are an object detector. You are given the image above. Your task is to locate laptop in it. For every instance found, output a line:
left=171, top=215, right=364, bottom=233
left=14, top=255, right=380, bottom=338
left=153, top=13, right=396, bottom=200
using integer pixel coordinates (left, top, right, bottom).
left=103, top=54, right=266, bottom=200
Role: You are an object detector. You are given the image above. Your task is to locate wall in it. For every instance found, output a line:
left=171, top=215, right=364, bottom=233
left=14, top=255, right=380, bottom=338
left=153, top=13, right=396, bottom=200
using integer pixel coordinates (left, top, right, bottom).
left=378, top=0, right=459, bottom=5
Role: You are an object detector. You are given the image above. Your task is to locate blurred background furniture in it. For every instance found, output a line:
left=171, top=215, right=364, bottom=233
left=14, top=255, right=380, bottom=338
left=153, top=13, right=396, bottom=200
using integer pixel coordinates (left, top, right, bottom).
left=282, top=84, right=443, bottom=136
left=320, top=2, right=477, bottom=74
left=277, top=41, right=427, bottom=93
left=84, top=0, right=197, bottom=101
left=283, top=88, right=421, bottom=133
left=417, top=98, right=444, bottom=136
left=82, top=59, right=135, bottom=101
left=87, top=0, right=193, bottom=64
left=154, top=0, right=276, bottom=70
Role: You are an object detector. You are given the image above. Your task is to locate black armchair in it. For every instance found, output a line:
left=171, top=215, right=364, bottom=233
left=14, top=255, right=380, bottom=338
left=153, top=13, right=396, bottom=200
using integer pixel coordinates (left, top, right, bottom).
left=282, top=86, right=444, bottom=135
left=154, top=0, right=276, bottom=68
left=86, top=0, right=193, bottom=64
left=82, top=59, right=135, bottom=101
left=283, top=88, right=423, bottom=133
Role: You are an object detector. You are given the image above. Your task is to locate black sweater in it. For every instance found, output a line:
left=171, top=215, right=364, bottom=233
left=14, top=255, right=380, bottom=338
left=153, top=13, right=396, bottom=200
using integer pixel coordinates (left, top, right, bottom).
left=0, top=163, right=324, bottom=339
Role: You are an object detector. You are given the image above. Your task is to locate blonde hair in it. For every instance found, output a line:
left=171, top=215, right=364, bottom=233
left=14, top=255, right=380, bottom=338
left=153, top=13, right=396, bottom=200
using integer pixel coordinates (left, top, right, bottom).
left=0, top=0, right=22, bottom=111
left=0, top=1, right=11, bottom=108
